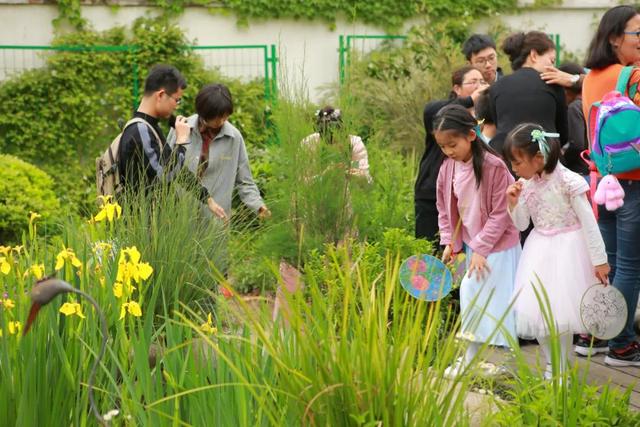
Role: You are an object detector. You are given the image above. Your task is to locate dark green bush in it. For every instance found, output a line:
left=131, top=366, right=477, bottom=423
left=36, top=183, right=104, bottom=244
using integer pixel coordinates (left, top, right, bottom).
left=0, top=154, right=61, bottom=243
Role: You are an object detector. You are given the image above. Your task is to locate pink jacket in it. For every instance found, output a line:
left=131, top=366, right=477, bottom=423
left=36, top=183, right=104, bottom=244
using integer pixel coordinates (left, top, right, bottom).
left=436, top=152, right=520, bottom=257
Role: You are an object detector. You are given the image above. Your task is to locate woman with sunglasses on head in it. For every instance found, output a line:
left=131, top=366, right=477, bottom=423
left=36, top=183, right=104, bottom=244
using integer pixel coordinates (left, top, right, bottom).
left=578, top=5, right=640, bottom=366
left=415, top=65, right=488, bottom=243
left=166, top=83, right=270, bottom=221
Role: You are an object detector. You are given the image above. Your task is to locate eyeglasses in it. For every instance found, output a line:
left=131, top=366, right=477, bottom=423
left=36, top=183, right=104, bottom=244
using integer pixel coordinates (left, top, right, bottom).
left=462, top=79, right=487, bottom=86
left=472, top=55, right=497, bottom=66
left=624, top=30, right=640, bottom=39
left=164, top=92, right=182, bottom=105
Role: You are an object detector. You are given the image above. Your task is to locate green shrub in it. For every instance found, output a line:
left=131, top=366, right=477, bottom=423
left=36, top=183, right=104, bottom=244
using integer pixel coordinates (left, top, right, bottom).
left=351, top=143, right=418, bottom=240
left=343, top=23, right=466, bottom=155
left=0, top=154, right=61, bottom=243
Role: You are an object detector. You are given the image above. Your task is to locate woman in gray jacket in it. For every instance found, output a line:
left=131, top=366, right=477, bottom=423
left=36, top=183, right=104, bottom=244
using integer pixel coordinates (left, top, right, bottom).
left=167, top=83, right=270, bottom=221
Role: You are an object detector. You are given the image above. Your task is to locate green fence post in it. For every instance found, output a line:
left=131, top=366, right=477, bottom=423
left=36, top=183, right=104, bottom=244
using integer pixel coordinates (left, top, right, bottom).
left=262, top=45, right=271, bottom=103
left=339, top=35, right=345, bottom=85
left=269, top=44, right=278, bottom=102
left=548, top=33, right=561, bottom=63
left=345, top=35, right=353, bottom=76
left=131, top=45, right=139, bottom=111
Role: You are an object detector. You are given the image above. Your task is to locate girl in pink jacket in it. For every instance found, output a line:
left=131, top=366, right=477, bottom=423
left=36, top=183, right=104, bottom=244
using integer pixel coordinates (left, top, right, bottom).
left=435, top=105, right=521, bottom=377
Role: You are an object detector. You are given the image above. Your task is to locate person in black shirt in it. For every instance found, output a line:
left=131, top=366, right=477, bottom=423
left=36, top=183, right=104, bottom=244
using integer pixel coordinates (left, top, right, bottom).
left=490, top=32, right=568, bottom=160
left=118, top=64, right=216, bottom=211
left=415, top=66, right=488, bottom=241
left=557, top=62, right=589, bottom=175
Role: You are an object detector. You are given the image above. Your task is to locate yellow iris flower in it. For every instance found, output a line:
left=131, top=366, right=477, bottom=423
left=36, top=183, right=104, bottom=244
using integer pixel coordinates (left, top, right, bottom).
left=200, top=313, right=217, bottom=334
left=8, top=321, right=22, bottom=335
left=29, top=211, right=41, bottom=224
left=91, top=196, right=122, bottom=223
left=120, top=301, right=142, bottom=319
left=23, top=263, right=45, bottom=280
left=0, top=257, right=10, bottom=275
left=0, top=246, right=10, bottom=256
left=113, top=282, right=123, bottom=298
left=59, top=302, right=86, bottom=319
left=113, top=246, right=153, bottom=299
left=55, top=246, right=83, bottom=271
left=1, top=298, right=15, bottom=309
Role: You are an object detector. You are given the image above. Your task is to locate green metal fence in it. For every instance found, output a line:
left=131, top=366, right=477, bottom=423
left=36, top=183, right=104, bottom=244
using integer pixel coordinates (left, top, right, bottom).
left=338, top=33, right=562, bottom=84
left=338, top=34, right=407, bottom=84
left=0, top=43, right=278, bottom=107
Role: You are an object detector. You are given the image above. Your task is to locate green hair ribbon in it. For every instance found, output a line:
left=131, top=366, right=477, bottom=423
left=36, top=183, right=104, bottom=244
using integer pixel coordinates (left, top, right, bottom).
left=530, top=129, right=559, bottom=163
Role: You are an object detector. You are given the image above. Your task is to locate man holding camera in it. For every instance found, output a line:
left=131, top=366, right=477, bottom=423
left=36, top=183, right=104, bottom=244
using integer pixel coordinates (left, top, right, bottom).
left=118, top=64, right=218, bottom=212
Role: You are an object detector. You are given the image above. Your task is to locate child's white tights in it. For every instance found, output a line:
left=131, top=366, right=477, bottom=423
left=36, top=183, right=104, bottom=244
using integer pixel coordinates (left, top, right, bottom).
left=537, top=332, right=572, bottom=375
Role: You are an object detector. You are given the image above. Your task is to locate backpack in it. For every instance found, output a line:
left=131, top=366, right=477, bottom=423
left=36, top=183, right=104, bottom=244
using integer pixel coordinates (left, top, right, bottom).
left=95, top=118, right=161, bottom=197
left=587, top=66, right=640, bottom=176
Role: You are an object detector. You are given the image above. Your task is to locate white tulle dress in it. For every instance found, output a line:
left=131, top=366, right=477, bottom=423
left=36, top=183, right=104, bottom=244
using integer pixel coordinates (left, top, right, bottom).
left=509, top=164, right=608, bottom=339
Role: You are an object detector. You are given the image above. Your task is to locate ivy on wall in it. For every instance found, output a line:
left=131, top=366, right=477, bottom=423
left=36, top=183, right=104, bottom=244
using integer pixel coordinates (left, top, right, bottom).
left=54, top=0, right=528, bottom=32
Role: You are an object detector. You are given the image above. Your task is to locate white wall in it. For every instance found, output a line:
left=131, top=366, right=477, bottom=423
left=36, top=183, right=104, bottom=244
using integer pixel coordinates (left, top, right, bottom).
left=0, top=2, right=612, bottom=101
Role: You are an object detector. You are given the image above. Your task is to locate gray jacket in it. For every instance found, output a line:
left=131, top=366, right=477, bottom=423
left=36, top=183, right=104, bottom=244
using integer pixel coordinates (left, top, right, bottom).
left=167, top=114, right=265, bottom=216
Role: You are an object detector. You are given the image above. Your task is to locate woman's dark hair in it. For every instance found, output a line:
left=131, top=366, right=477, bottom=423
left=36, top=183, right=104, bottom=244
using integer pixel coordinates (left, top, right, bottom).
left=432, top=104, right=498, bottom=187
left=502, top=31, right=556, bottom=71
left=474, top=87, right=494, bottom=125
left=448, top=65, right=482, bottom=99
left=143, top=64, right=187, bottom=96
left=315, top=105, right=343, bottom=143
left=585, top=5, right=640, bottom=69
left=195, top=83, right=234, bottom=120
left=504, top=123, right=561, bottom=174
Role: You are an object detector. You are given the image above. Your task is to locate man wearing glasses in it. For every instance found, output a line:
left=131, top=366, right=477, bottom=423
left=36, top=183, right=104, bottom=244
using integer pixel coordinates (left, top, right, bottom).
left=118, top=64, right=219, bottom=213
left=463, top=34, right=503, bottom=85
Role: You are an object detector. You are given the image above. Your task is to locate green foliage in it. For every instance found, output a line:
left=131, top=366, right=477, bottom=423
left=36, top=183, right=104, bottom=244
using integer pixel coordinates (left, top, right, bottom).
left=491, top=378, right=640, bottom=426
left=53, top=0, right=87, bottom=30
left=110, top=180, right=229, bottom=315
left=351, top=144, right=417, bottom=240
left=55, top=0, right=518, bottom=32
left=342, top=23, right=466, bottom=154
left=0, top=154, right=60, bottom=243
left=304, top=228, right=435, bottom=292
left=0, top=17, right=269, bottom=216
left=152, top=0, right=516, bottom=32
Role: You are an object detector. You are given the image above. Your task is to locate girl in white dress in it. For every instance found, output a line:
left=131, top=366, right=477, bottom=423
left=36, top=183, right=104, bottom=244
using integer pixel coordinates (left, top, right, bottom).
left=505, top=123, right=610, bottom=378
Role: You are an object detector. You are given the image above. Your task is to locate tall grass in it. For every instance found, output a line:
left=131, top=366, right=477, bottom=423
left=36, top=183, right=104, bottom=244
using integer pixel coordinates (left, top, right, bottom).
left=2, top=187, right=639, bottom=425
